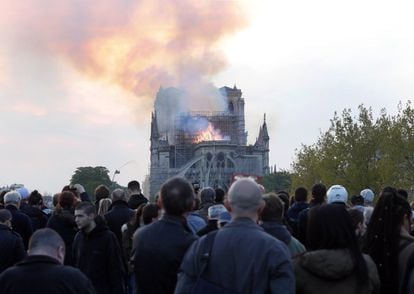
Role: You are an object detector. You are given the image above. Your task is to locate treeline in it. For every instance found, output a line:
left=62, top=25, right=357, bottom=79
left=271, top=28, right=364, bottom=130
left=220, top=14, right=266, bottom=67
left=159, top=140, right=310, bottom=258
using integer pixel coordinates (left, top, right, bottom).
left=291, top=101, right=414, bottom=196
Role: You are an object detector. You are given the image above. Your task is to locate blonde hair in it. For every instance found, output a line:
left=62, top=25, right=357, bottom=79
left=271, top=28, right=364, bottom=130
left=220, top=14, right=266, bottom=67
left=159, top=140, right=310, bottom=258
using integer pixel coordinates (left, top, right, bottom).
left=98, top=198, right=112, bottom=215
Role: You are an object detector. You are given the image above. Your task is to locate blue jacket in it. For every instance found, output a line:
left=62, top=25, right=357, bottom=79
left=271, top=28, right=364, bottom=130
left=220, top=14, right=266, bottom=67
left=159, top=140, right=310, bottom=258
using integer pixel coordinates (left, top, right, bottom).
left=176, top=218, right=295, bottom=294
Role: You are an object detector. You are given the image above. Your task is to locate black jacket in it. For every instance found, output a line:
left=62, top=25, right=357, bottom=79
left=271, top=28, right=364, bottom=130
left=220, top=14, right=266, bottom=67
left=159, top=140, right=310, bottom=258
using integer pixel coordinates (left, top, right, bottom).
left=0, top=255, right=96, bottom=294
left=196, top=219, right=218, bottom=237
left=21, top=205, right=48, bottom=231
left=5, top=205, right=33, bottom=249
left=0, top=224, right=26, bottom=273
left=133, top=214, right=197, bottom=294
left=47, top=208, right=78, bottom=265
left=104, top=200, right=135, bottom=244
left=72, top=216, right=125, bottom=294
left=127, top=193, right=148, bottom=209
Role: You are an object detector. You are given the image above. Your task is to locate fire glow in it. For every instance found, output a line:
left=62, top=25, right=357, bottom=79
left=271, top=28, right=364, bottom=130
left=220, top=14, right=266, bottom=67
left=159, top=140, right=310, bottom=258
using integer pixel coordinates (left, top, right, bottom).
left=194, top=123, right=229, bottom=143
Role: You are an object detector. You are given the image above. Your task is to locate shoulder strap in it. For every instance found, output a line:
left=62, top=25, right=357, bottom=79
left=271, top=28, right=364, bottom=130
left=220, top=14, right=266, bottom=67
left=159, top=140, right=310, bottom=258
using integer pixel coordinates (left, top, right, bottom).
left=196, top=230, right=218, bottom=281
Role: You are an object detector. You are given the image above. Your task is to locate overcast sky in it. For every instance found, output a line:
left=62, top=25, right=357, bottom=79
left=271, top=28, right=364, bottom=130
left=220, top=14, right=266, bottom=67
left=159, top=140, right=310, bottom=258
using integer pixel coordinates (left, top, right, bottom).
left=1, top=0, right=414, bottom=194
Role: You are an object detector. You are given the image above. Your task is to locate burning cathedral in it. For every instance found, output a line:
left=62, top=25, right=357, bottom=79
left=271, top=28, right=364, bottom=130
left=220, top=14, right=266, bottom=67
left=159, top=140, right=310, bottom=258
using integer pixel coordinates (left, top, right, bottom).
left=148, top=85, right=269, bottom=197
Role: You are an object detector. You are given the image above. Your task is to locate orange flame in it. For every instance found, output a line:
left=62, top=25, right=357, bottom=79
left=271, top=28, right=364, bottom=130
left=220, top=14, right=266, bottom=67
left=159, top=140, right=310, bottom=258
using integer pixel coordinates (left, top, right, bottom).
left=194, top=123, right=228, bottom=143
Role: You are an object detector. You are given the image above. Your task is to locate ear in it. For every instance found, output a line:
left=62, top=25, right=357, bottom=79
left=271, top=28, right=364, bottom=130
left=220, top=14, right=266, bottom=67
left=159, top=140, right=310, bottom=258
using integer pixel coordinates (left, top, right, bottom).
left=56, top=245, right=65, bottom=264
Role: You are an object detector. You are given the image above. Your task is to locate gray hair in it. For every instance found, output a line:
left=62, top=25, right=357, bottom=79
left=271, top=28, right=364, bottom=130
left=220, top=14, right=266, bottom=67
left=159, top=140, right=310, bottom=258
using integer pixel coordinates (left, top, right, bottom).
left=4, top=191, right=21, bottom=205
left=111, top=188, right=127, bottom=202
left=228, top=178, right=262, bottom=211
left=200, top=187, right=215, bottom=203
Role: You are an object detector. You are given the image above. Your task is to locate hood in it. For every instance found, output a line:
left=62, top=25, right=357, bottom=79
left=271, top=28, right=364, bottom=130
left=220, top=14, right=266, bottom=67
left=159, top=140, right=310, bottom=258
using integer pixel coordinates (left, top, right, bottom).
left=54, top=208, right=76, bottom=225
left=261, top=222, right=291, bottom=245
left=298, top=249, right=355, bottom=280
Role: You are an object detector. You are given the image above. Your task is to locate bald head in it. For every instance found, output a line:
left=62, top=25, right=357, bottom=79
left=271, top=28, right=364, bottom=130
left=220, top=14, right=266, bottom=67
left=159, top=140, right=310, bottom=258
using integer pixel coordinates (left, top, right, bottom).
left=28, top=228, right=66, bottom=264
left=228, top=178, right=263, bottom=215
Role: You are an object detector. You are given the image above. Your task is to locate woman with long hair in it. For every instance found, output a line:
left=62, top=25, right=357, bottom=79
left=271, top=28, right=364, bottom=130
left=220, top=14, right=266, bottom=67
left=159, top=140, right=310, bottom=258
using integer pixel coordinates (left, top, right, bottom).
left=363, top=187, right=414, bottom=294
left=97, top=198, right=112, bottom=215
left=295, top=204, right=379, bottom=294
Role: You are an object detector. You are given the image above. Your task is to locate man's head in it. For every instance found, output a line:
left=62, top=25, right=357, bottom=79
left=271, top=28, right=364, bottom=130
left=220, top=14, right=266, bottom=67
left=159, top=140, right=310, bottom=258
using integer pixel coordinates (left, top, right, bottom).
left=0, top=209, right=12, bottom=228
left=214, top=188, right=225, bottom=203
left=294, top=187, right=308, bottom=202
left=327, top=185, right=348, bottom=204
left=208, top=204, right=228, bottom=220
left=4, top=191, right=21, bottom=208
left=160, top=177, right=194, bottom=217
left=127, top=180, right=141, bottom=194
left=199, top=187, right=215, bottom=204
left=111, top=188, right=127, bottom=202
left=28, top=190, right=43, bottom=206
left=28, top=228, right=65, bottom=264
left=311, top=183, right=327, bottom=204
left=260, top=193, right=284, bottom=222
left=227, top=178, right=264, bottom=219
left=74, top=202, right=96, bottom=233
left=59, top=191, right=76, bottom=209
left=360, top=188, right=375, bottom=206
left=94, top=185, right=110, bottom=202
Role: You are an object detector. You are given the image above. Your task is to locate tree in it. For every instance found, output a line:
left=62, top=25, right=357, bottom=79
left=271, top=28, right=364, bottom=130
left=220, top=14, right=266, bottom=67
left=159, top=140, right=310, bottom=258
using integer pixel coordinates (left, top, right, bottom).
left=70, top=166, right=113, bottom=200
left=291, top=102, right=414, bottom=196
left=262, top=170, right=292, bottom=193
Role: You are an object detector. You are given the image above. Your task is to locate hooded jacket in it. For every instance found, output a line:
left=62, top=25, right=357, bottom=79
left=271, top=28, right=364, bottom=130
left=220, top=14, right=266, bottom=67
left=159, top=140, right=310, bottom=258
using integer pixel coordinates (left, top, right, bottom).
left=47, top=208, right=78, bottom=265
left=72, top=216, right=125, bottom=294
left=295, top=249, right=380, bottom=294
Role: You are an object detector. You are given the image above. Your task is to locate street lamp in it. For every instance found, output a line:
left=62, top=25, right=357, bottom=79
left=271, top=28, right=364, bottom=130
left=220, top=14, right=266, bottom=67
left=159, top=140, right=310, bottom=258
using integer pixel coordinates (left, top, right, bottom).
left=111, top=160, right=135, bottom=186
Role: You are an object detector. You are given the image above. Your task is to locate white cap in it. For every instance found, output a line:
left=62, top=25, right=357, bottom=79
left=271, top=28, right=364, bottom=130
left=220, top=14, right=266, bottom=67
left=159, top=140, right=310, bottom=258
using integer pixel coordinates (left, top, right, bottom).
left=327, top=185, right=348, bottom=204
left=360, top=189, right=375, bottom=204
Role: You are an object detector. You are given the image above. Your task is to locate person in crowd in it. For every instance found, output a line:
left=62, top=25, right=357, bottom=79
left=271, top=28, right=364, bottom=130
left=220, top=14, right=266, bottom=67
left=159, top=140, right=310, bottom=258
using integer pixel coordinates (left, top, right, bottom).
left=186, top=198, right=207, bottom=235
left=0, top=209, right=26, bottom=273
left=214, top=187, right=226, bottom=205
left=52, top=193, right=60, bottom=208
left=176, top=178, right=295, bottom=294
left=348, top=208, right=365, bottom=246
left=297, top=183, right=326, bottom=245
left=0, top=228, right=95, bottom=294
left=94, top=185, right=110, bottom=209
left=127, top=180, right=148, bottom=209
left=47, top=191, right=78, bottom=265
left=133, top=177, right=197, bottom=293
left=15, top=187, right=30, bottom=210
left=361, top=188, right=375, bottom=207
left=217, top=211, right=231, bottom=228
left=123, top=203, right=160, bottom=294
left=363, top=187, right=414, bottom=294
left=97, top=198, right=112, bottom=215
left=363, top=206, right=374, bottom=227
left=277, top=191, right=291, bottom=226
left=295, top=204, right=380, bottom=294
left=350, top=195, right=366, bottom=212
left=73, top=183, right=90, bottom=202
left=398, top=188, right=409, bottom=199
left=104, top=188, right=135, bottom=244
left=0, top=190, right=9, bottom=209
left=327, top=184, right=349, bottom=205
left=287, top=187, right=309, bottom=237
left=21, top=190, right=48, bottom=231
left=73, top=201, right=125, bottom=294
left=195, top=187, right=216, bottom=222
left=196, top=204, right=228, bottom=236
left=4, top=191, right=33, bottom=249
left=260, top=193, right=306, bottom=258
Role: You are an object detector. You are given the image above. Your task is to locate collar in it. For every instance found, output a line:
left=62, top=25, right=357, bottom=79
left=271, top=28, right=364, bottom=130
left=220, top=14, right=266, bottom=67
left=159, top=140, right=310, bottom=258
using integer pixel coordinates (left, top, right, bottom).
left=17, top=255, right=60, bottom=266
left=226, top=217, right=262, bottom=230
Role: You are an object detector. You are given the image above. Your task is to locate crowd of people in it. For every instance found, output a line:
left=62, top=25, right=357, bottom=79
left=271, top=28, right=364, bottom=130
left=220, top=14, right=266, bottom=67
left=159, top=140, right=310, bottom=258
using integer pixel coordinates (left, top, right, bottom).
left=0, top=177, right=413, bottom=294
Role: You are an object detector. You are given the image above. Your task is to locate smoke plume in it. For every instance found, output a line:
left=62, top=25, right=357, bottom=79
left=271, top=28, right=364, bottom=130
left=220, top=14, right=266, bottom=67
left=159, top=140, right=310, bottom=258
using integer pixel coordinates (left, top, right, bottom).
left=1, top=0, right=246, bottom=114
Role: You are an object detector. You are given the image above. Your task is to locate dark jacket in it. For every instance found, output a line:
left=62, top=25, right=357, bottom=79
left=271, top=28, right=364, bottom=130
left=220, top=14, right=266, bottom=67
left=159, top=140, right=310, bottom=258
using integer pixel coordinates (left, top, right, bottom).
left=196, top=219, right=218, bottom=237
left=195, top=201, right=215, bottom=222
left=295, top=249, right=380, bottom=294
left=261, top=221, right=306, bottom=258
left=104, top=200, right=135, bottom=244
left=176, top=218, right=295, bottom=294
left=5, top=205, right=33, bottom=249
left=21, top=205, right=48, bottom=231
left=134, top=214, right=197, bottom=294
left=72, top=216, right=125, bottom=294
left=0, top=224, right=26, bottom=273
left=0, top=255, right=96, bottom=294
left=47, top=208, right=78, bottom=265
left=128, top=193, right=148, bottom=209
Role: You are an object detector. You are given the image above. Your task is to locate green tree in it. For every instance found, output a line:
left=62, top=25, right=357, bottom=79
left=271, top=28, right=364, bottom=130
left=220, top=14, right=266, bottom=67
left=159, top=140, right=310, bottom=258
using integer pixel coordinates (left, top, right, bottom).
left=70, top=166, right=113, bottom=200
left=262, top=170, right=292, bottom=193
left=292, top=102, right=414, bottom=196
